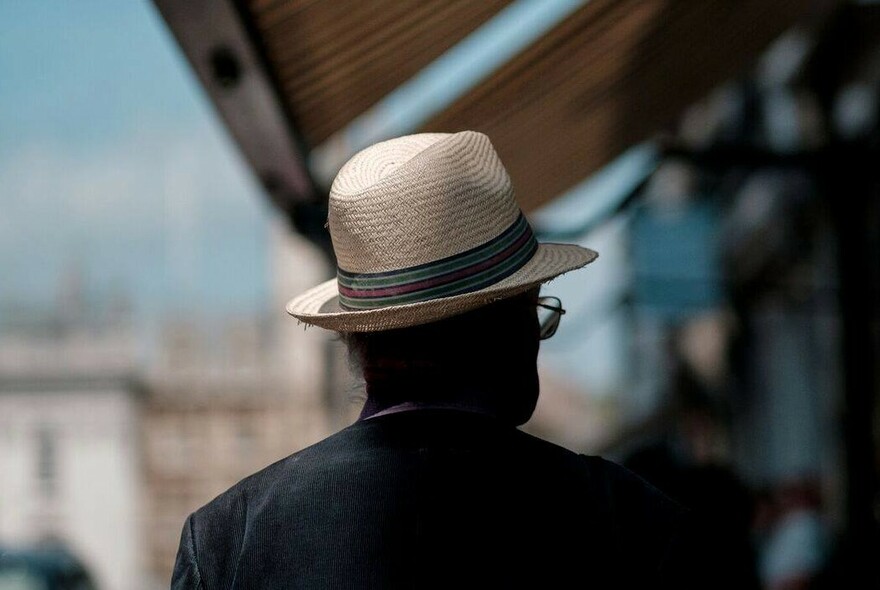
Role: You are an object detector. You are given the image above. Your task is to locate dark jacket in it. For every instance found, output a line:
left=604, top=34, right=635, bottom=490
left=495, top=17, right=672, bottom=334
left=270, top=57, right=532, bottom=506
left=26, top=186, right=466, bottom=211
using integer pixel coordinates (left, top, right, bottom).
left=171, top=409, right=702, bottom=589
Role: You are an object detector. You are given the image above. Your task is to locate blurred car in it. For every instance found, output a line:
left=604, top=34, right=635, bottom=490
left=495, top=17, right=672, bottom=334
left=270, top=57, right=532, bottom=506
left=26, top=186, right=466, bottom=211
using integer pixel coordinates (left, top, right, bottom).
left=0, top=545, right=96, bottom=590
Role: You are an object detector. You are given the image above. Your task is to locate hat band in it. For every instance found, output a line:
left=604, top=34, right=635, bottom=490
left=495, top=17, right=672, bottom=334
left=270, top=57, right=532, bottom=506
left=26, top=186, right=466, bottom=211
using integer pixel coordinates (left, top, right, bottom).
left=337, top=213, right=538, bottom=310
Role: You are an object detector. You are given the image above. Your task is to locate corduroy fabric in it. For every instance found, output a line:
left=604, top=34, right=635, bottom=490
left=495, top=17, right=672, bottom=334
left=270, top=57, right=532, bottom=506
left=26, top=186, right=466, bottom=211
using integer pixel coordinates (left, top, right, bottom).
left=171, top=410, right=711, bottom=589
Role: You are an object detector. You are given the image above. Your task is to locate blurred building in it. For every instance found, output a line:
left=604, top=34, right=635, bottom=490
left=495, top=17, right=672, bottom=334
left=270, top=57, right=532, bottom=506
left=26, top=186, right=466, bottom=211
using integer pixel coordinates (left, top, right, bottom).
left=0, top=299, right=145, bottom=590
left=1, top=223, right=336, bottom=588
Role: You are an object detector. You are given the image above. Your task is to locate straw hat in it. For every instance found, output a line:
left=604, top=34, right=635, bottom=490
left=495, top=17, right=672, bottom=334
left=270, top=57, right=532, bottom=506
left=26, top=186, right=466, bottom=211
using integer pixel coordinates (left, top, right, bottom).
left=286, top=131, right=598, bottom=332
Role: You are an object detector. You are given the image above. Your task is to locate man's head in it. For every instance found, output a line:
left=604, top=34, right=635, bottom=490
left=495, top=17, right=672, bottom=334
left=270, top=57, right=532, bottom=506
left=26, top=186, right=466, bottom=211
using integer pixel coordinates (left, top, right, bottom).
left=285, top=131, right=595, bottom=421
left=341, top=288, right=542, bottom=425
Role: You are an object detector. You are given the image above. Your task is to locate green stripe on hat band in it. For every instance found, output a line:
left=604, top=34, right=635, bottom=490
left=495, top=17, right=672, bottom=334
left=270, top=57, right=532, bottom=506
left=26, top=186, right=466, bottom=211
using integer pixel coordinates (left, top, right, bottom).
left=338, top=238, right=537, bottom=309
left=338, top=214, right=530, bottom=290
left=337, top=232, right=538, bottom=310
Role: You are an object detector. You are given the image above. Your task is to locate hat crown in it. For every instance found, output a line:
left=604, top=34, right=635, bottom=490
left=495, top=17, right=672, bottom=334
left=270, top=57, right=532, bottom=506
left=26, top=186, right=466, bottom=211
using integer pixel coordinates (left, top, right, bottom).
left=328, top=131, right=521, bottom=274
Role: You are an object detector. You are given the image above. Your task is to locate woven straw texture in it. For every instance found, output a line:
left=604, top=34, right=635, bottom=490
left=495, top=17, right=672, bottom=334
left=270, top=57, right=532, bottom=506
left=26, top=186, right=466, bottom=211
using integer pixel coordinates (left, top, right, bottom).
left=329, top=131, right=519, bottom=273
left=286, top=131, right=598, bottom=332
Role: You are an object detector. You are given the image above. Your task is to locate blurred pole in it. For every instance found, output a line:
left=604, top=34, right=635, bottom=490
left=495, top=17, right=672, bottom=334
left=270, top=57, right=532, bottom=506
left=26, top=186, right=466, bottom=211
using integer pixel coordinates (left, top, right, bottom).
left=810, top=7, right=880, bottom=582
left=825, top=139, right=880, bottom=586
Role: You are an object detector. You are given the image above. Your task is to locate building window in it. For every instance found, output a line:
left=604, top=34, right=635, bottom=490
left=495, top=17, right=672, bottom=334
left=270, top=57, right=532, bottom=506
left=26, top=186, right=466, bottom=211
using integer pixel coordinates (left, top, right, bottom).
left=36, top=426, right=57, bottom=498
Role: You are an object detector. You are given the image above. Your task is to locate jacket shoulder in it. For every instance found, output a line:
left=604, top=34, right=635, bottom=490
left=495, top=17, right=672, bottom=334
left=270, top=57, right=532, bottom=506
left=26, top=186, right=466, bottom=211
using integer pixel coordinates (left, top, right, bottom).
left=192, top=424, right=353, bottom=520
left=179, top=429, right=350, bottom=586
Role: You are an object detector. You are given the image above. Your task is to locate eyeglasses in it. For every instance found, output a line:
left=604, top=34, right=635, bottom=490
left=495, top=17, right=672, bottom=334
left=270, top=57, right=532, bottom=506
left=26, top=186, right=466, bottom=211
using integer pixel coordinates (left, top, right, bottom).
left=536, top=296, right=565, bottom=340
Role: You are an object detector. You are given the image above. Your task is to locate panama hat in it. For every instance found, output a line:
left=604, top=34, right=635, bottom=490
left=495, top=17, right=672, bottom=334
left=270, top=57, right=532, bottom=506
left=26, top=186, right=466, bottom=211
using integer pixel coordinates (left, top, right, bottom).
left=286, top=131, right=598, bottom=332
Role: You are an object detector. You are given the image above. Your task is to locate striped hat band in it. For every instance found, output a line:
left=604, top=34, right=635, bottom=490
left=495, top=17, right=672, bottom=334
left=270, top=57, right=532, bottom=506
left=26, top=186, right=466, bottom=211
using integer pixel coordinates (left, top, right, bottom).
left=337, top=212, right=538, bottom=310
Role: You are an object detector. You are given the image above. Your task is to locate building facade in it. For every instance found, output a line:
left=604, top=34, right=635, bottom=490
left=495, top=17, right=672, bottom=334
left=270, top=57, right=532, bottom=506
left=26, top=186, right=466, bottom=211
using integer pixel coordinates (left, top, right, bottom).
left=0, top=319, right=145, bottom=590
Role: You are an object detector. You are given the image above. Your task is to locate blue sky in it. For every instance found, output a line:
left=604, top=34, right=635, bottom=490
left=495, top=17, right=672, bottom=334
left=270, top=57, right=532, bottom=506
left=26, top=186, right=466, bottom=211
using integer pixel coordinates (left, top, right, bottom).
left=0, top=1, right=272, bottom=322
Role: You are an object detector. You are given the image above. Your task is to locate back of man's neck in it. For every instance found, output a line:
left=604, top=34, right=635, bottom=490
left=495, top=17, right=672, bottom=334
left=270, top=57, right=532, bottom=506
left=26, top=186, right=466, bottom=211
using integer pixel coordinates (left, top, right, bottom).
left=359, top=377, right=511, bottom=423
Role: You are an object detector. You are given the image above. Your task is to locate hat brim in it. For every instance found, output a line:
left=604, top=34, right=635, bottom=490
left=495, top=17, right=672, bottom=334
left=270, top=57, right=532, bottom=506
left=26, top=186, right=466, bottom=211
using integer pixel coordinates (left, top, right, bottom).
left=285, top=243, right=598, bottom=332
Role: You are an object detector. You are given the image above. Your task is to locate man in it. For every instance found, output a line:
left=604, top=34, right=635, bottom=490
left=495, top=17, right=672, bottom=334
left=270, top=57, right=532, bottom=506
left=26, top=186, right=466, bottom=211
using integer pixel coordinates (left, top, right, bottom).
left=171, top=131, right=704, bottom=588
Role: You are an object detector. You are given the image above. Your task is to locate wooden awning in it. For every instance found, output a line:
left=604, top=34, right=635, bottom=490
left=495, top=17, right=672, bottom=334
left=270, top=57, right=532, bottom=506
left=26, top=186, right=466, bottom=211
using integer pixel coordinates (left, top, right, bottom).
left=421, top=0, right=838, bottom=210
left=247, top=0, right=514, bottom=146
left=156, top=0, right=838, bottom=217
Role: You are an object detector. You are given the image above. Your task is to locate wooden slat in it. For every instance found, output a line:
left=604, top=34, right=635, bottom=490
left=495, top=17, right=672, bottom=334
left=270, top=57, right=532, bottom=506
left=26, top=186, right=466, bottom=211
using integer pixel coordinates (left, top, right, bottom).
left=422, top=0, right=840, bottom=212
left=244, top=0, right=513, bottom=145
left=279, top=3, right=493, bottom=141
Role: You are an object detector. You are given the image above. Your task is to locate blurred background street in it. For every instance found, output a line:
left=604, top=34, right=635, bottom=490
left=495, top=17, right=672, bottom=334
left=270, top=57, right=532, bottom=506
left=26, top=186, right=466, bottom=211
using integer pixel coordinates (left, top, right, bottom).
left=1, top=1, right=879, bottom=588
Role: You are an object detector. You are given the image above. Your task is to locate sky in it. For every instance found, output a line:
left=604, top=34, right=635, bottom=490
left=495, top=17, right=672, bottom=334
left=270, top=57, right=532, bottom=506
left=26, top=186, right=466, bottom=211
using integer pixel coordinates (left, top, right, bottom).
left=0, top=1, right=272, bottom=324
